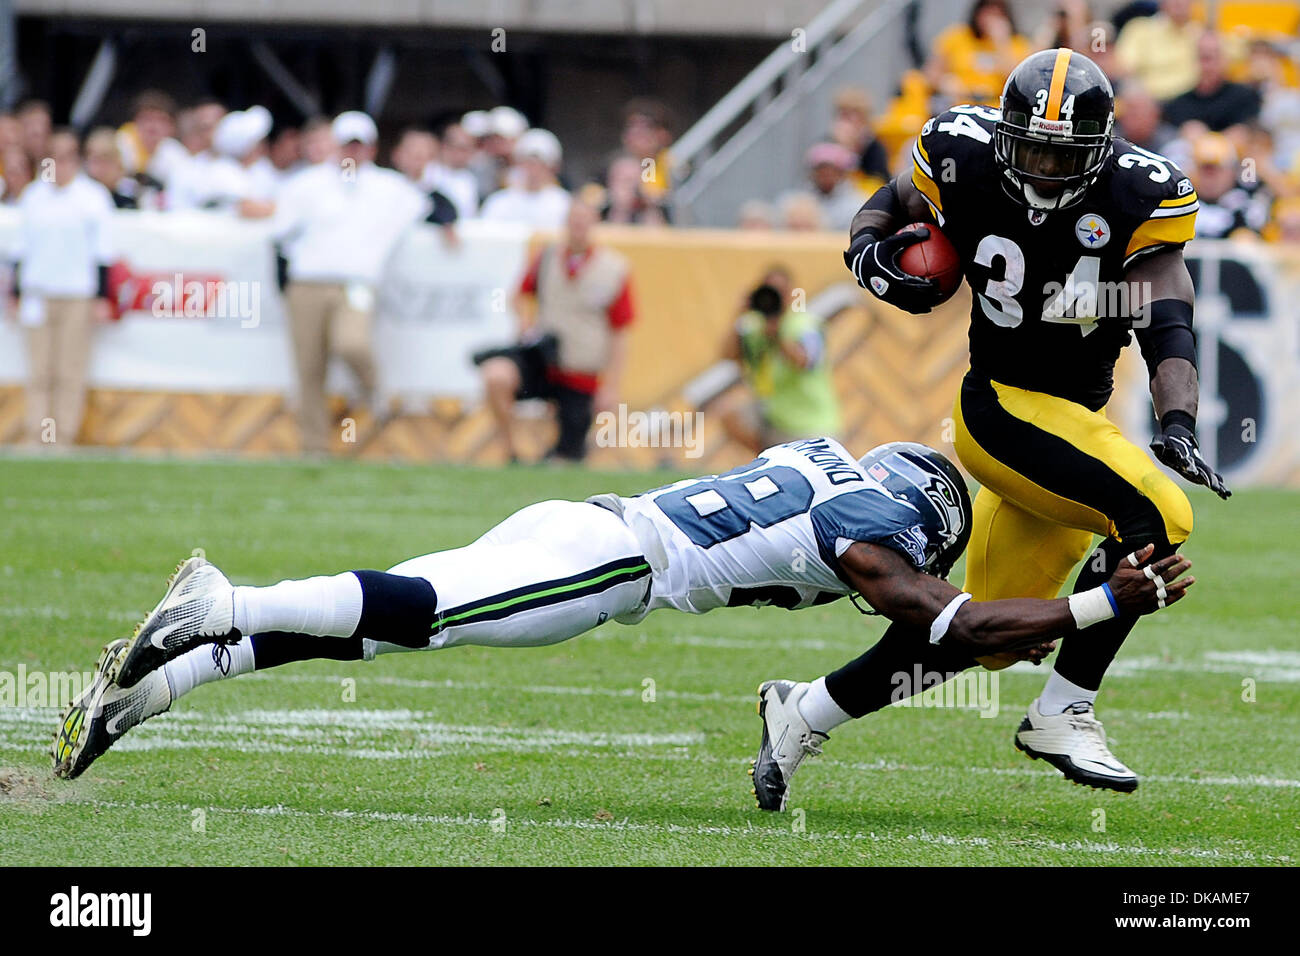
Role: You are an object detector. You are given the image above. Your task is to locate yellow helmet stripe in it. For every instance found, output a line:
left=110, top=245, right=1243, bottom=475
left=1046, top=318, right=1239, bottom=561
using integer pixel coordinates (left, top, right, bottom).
left=1045, top=48, right=1074, bottom=121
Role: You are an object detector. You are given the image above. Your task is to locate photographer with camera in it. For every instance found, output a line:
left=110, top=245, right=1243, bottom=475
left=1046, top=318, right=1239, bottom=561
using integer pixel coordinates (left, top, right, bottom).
left=477, top=195, right=635, bottom=463
left=711, top=265, right=842, bottom=453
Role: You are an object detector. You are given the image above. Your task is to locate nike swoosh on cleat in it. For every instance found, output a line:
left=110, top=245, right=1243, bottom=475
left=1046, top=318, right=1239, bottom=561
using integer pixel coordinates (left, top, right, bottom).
left=771, top=726, right=790, bottom=760
left=105, top=710, right=131, bottom=736
left=148, top=619, right=192, bottom=650
left=1087, top=760, right=1131, bottom=774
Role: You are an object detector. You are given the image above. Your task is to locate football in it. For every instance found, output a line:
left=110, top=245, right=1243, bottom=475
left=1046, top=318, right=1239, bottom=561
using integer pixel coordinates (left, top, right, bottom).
left=896, top=221, right=963, bottom=300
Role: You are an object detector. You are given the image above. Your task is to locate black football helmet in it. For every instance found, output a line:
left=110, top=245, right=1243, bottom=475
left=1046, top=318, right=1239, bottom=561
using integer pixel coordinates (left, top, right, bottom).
left=995, top=47, right=1115, bottom=211
left=858, top=441, right=972, bottom=579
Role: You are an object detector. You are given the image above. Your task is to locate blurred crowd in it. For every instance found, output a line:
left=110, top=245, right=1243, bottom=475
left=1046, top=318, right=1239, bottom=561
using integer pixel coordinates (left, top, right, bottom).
left=0, top=92, right=677, bottom=232
left=756, top=0, right=1300, bottom=241
left=6, top=0, right=1300, bottom=460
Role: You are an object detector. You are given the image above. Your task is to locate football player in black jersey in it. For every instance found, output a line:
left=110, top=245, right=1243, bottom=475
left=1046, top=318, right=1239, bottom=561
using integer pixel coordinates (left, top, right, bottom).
left=840, top=48, right=1230, bottom=792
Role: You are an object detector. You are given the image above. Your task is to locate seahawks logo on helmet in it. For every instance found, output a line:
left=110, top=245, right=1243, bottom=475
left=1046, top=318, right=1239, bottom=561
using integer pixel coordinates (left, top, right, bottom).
left=858, top=441, right=973, bottom=578
left=923, top=474, right=966, bottom=542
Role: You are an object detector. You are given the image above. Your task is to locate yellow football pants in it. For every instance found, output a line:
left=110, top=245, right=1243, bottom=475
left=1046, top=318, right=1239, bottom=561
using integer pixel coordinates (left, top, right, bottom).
left=953, top=373, right=1193, bottom=609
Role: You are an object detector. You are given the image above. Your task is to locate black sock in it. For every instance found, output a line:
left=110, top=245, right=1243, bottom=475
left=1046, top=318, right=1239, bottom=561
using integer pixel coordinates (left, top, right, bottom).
left=1053, top=537, right=1175, bottom=691
left=352, top=570, right=438, bottom=648
left=251, top=632, right=364, bottom=669
left=824, top=622, right=978, bottom=718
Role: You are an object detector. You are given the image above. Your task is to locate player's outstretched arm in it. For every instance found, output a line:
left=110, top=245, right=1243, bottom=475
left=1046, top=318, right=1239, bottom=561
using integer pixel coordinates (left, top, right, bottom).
left=838, top=542, right=1193, bottom=657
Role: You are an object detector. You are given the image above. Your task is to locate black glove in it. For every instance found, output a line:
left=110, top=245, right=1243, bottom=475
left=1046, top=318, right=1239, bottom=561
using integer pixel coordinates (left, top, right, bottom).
left=843, top=227, right=945, bottom=315
left=1150, top=422, right=1231, bottom=499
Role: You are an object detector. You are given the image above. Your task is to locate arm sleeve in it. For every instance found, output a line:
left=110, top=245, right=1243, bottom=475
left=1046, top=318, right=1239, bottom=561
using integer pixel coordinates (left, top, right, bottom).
left=91, top=187, right=116, bottom=265
left=607, top=275, right=634, bottom=328
left=910, top=117, right=947, bottom=224
left=1124, top=182, right=1199, bottom=267
left=518, top=251, right=542, bottom=296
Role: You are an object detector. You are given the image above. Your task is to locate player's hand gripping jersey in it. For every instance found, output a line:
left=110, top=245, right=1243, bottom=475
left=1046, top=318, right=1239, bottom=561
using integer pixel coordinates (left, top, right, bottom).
left=614, top=437, right=968, bottom=616
left=910, top=104, right=1198, bottom=410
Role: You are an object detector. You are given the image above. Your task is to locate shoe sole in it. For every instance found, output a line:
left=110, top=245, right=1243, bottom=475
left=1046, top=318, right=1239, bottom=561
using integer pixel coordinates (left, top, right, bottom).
left=111, top=556, right=208, bottom=688
left=1014, top=722, right=1139, bottom=793
left=750, top=681, right=787, bottom=812
left=52, top=640, right=126, bottom=778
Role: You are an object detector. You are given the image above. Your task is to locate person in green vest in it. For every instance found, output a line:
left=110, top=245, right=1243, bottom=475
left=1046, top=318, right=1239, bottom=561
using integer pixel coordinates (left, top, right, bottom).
left=715, top=265, right=842, bottom=452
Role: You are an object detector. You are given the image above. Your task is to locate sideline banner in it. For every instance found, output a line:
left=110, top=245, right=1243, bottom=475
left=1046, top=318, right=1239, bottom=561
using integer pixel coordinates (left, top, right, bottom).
left=0, top=211, right=527, bottom=402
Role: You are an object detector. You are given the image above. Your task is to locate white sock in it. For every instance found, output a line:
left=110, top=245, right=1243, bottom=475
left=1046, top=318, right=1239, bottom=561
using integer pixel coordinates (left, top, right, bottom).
left=164, top=635, right=256, bottom=701
left=232, top=572, right=364, bottom=637
left=797, top=676, right=853, bottom=734
left=1038, top=669, right=1098, bottom=715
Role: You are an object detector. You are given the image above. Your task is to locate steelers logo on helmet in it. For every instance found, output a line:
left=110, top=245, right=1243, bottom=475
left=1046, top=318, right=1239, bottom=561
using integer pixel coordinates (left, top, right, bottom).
left=994, top=48, right=1115, bottom=212
left=858, top=441, right=973, bottom=578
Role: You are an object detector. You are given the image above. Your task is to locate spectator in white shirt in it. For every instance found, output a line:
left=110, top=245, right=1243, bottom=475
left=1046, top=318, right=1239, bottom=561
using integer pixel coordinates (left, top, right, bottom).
left=479, top=129, right=571, bottom=230
left=299, top=115, right=338, bottom=168
left=11, top=129, right=115, bottom=445
left=166, top=100, right=225, bottom=211
left=116, top=90, right=189, bottom=189
left=178, top=100, right=225, bottom=157
left=16, top=99, right=51, bottom=170
left=391, top=127, right=438, bottom=183
left=468, top=106, right=528, bottom=200
left=203, top=106, right=277, bottom=217
left=267, top=124, right=304, bottom=182
left=391, top=127, right=459, bottom=236
left=84, top=127, right=143, bottom=209
left=424, top=122, right=480, bottom=219
left=272, top=111, right=429, bottom=454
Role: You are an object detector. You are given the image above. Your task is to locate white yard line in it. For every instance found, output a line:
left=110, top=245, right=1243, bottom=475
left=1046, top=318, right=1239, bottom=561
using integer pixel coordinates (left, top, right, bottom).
left=2, top=705, right=1296, bottom=788
left=61, top=798, right=1292, bottom=863
left=250, top=671, right=754, bottom=703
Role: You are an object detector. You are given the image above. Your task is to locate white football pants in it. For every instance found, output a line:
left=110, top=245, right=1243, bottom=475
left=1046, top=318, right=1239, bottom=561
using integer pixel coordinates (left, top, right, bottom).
left=365, top=500, right=652, bottom=658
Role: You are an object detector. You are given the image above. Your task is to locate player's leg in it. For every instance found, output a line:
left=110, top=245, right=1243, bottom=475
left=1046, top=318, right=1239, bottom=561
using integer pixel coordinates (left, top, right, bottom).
left=480, top=355, right=525, bottom=461
left=962, top=487, right=1095, bottom=669
left=372, top=499, right=650, bottom=653
left=285, top=282, right=332, bottom=455
left=750, top=623, right=979, bottom=811
left=53, top=501, right=651, bottom=778
left=954, top=374, right=1194, bottom=789
left=548, top=386, right=594, bottom=462
left=748, top=485, right=1091, bottom=810
left=329, top=299, right=378, bottom=402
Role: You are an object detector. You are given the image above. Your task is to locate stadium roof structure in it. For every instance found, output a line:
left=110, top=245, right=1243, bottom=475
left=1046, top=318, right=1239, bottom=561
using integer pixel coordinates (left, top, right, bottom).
left=18, top=0, right=866, bottom=36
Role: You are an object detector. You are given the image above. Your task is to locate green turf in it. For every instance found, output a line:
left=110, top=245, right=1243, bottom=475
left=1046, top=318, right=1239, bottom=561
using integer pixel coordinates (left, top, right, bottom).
left=0, top=453, right=1296, bottom=865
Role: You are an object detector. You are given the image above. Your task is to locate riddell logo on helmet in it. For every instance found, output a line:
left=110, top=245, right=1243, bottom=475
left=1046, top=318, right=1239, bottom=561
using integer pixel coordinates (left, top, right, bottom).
left=1028, top=116, right=1073, bottom=135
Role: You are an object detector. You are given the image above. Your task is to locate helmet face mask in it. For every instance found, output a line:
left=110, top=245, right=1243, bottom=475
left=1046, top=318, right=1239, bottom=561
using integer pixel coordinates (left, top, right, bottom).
left=994, top=49, right=1115, bottom=211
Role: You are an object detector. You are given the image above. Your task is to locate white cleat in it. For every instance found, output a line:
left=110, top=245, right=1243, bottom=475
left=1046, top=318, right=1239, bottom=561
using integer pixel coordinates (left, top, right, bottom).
left=1015, top=698, right=1138, bottom=792
left=749, top=680, right=828, bottom=811
left=53, top=639, right=172, bottom=779
left=111, top=556, right=237, bottom=688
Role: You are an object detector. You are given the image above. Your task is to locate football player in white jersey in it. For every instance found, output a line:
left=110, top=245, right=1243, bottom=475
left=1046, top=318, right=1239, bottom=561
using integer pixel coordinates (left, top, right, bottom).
left=52, top=439, right=1191, bottom=785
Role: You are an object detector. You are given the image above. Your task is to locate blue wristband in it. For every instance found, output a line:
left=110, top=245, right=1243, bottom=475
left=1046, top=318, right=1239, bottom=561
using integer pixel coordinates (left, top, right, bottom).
left=1101, top=582, right=1120, bottom=617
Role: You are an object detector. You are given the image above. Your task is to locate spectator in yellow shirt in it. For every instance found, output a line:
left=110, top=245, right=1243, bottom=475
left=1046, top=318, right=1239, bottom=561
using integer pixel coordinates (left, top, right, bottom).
left=925, top=0, right=1030, bottom=107
left=1114, top=0, right=1203, bottom=101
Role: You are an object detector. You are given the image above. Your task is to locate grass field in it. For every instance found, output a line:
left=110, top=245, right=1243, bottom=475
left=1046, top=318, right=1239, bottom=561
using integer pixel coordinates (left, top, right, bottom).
left=0, top=453, right=1296, bottom=866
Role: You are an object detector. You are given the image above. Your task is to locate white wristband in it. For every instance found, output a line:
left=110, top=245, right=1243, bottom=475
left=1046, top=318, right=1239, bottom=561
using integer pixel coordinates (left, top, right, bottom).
left=930, top=592, right=973, bottom=644
left=1068, top=585, right=1119, bottom=630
